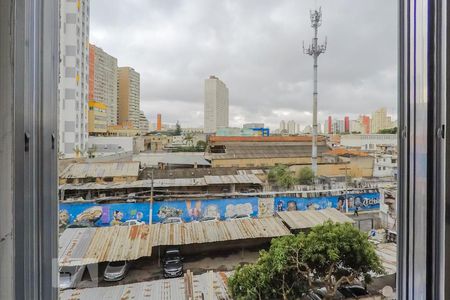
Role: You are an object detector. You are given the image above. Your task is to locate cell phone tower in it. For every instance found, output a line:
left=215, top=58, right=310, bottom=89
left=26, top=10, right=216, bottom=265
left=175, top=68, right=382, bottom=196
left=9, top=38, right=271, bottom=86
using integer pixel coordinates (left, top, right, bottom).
left=303, top=7, right=327, bottom=176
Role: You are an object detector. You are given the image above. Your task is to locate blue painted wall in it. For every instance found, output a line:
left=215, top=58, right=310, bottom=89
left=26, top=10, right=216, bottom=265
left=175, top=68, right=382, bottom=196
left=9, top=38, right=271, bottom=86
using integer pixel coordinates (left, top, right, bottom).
left=59, top=193, right=380, bottom=227
left=274, top=193, right=380, bottom=213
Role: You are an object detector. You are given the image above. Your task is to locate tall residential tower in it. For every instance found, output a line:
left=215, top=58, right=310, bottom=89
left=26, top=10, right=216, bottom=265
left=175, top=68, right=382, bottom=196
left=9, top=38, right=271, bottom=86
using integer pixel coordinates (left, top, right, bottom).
left=117, top=67, right=140, bottom=129
left=204, top=76, right=229, bottom=133
left=89, top=44, right=118, bottom=126
left=59, top=0, right=90, bottom=157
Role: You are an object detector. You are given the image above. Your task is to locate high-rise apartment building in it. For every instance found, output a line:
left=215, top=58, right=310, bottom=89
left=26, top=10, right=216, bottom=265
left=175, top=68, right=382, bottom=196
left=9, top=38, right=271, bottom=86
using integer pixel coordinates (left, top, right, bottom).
left=279, top=120, right=286, bottom=132
left=157, top=113, right=162, bottom=131
left=344, top=116, right=350, bottom=133
left=327, top=116, right=332, bottom=134
left=204, top=76, right=229, bottom=133
left=89, top=44, right=118, bottom=125
left=139, top=111, right=150, bottom=135
left=59, top=0, right=90, bottom=157
left=359, top=115, right=371, bottom=134
left=287, top=120, right=296, bottom=134
left=117, top=67, right=140, bottom=129
left=371, top=107, right=395, bottom=133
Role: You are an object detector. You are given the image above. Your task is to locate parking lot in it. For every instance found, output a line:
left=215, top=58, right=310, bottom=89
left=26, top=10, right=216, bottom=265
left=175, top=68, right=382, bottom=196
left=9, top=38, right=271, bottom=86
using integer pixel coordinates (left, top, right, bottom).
left=75, top=247, right=261, bottom=289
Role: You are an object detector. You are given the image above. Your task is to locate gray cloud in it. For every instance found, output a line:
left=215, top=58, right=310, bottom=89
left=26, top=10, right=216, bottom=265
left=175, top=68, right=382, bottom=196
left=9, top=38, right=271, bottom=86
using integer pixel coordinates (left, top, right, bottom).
left=90, top=0, right=397, bottom=129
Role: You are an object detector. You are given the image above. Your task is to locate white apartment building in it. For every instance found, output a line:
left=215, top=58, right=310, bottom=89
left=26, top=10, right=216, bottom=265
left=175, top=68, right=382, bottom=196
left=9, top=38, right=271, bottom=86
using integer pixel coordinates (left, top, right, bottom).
left=279, top=120, right=286, bottom=132
left=373, top=154, right=398, bottom=178
left=287, top=120, right=296, bottom=134
left=118, top=67, right=140, bottom=129
left=204, top=75, right=229, bottom=133
left=350, top=120, right=362, bottom=133
left=89, top=44, right=118, bottom=125
left=59, top=0, right=90, bottom=157
left=371, top=107, right=395, bottom=133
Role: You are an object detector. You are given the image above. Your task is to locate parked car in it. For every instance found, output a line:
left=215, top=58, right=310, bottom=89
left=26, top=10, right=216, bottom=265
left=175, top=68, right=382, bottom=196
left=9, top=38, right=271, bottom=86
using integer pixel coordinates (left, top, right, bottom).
left=120, top=220, right=144, bottom=226
left=162, top=217, right=183, bottom=224
left=103, top=260, right=130, bottom=282
left=198, top=216, right=220, bottom=223
left=337, top=285, right=369, bottom=298
left=228, top=214, right=251, bottom=220
left=162, top=249, right=183, bottom=278
left=59, top=265, right=86, bottom=290
left=312, top=288, right=346, bottom=299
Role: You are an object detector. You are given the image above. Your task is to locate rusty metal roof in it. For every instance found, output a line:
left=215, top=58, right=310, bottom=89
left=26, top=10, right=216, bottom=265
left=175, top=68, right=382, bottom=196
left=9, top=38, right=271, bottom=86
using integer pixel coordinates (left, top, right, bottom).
left=59, top=174, right=262, bottom=191
left=59, top=217, right=291, bottom=266
left=59, top=271, right=231, bottom=300
left=60, top=161, right=140, bottom=179
left=276, top=208, right=355, bottom=230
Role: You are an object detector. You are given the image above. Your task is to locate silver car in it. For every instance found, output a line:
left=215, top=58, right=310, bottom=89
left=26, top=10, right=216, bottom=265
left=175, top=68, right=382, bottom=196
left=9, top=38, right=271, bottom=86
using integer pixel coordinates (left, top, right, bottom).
left=103, top=261, right=130, bottom=282
left=162, top=217, right=183, bottom=224
left=59, top=265, right=86, bottom=290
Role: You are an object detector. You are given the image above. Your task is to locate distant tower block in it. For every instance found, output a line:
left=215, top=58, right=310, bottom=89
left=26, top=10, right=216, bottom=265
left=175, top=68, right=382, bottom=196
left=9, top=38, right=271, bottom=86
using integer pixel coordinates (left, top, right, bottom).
left=303, top=7, right=327, bottom=176
left=157, top=113, right=162, bottom=131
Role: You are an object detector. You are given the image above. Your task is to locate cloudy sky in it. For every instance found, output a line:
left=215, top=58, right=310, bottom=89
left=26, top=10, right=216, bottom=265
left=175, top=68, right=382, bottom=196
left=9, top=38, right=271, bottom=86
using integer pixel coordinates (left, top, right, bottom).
left=90, top=0, right=397, bottom=130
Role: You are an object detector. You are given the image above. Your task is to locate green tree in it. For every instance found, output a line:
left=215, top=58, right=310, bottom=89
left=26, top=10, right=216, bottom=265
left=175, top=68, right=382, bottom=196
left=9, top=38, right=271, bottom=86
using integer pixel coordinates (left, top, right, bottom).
left=174, top=121, right=182, bottom=135
left=183, top=132, right=194, bottom=146
left=196, top=140, right=207, bottom=151
left=378, top=127, right=397, bottom=134
left=268, top=165, right=296, bottom=189
left=298, top=167, right=314, bottom=185
left=229, top=221, right=384, bottom=300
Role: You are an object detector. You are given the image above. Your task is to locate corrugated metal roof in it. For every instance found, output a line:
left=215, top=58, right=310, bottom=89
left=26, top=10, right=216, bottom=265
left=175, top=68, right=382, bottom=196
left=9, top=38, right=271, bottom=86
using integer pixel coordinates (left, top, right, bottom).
left=60, top=162, right=140, bottom=179
left=59, top=217, right=291, bottom=266
left=276, top=208, right=355, bottom=230
left=59, top=174, right=262, bottom=191
left=59, top=271, right=231, bottom=300
left=135, top=153, right=211, bottom=167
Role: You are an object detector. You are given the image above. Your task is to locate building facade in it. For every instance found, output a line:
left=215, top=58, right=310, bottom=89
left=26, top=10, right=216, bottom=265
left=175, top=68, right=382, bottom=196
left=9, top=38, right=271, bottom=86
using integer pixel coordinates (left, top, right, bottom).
left=204, top=76, right=229, bottom=133
left=88, top=101, right=107, bottom=134
left=89, top=44, right=118, bottom=125
left=279, top=120, right=286, bottom=132
left=59, top=0, right=90, bottom=157
left=118, top=67, right=140, bottom=129
left=371, top=107, right=395, bottom=133
left=157, top=113, right=162, bottom=131
left=139, top=111, right=150, bottom=135
left=287, top=120, right=296, bottom=134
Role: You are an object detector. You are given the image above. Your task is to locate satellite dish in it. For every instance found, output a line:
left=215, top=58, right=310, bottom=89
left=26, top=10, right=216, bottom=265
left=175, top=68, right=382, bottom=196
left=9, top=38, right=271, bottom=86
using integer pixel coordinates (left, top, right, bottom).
left=381, top=286, right=394, bottom=298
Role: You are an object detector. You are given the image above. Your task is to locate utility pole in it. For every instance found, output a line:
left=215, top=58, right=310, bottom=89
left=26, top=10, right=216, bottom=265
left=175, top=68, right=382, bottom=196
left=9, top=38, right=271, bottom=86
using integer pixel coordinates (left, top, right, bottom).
left=303, top=7, right=327, bottom=176
left=149, top=167, right=154, bottom=224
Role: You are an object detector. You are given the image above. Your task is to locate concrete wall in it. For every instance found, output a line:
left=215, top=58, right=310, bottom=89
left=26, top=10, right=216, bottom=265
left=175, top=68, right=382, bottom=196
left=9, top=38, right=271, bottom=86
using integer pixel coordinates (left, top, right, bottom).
left=88, top=136, right=134, bottom=153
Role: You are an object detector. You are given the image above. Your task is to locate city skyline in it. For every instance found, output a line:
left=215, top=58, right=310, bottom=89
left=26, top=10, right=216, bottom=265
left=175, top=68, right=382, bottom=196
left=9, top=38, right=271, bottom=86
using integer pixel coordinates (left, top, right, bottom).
left=90, top=0, right=397, bottom=129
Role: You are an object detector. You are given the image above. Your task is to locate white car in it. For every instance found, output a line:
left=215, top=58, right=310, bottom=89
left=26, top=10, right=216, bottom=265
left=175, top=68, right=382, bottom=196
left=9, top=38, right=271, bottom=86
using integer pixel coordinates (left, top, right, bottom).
left=162, top=217, right=183, bottom=224
left=59, top=265, right=86, bottom=290
left=198, top=216, right=220, bottom=223
left=103, top=260, right=130, bottom=282
left=120, top=220, right=144, bottom=226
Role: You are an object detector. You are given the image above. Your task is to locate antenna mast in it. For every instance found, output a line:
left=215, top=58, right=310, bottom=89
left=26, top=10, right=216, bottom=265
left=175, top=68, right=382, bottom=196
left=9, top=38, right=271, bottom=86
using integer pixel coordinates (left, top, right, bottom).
left=303, top=7, right=327, bottom=176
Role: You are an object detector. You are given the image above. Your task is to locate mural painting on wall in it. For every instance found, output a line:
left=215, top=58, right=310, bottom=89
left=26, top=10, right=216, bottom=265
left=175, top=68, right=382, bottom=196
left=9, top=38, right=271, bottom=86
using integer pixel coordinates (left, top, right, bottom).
left=275, top=193, right=380, bottom=213
left=151, top=197, right=258, bottom=223
left=59, top=202, right=149, bottom=228
left=258, top=198, right=275, bottom=218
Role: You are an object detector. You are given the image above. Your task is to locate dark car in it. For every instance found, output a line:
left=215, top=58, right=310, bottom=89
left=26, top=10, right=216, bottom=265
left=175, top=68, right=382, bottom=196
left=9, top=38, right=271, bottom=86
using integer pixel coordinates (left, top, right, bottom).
left=337, top=285, right=369, bottom=298
left=162, top=249, right=183, bottom=278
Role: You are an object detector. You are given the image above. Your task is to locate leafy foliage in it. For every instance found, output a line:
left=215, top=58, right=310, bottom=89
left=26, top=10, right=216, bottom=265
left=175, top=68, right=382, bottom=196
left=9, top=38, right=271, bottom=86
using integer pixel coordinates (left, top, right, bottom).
left=298, top=167, right=315, bottom=185
left=268, top=165, right=296, bottom=189
left=378, top=127, right=397, bottom=134
left=229, top=222, right=384, bottom=300
left=174, top=121, right=182, bottom=135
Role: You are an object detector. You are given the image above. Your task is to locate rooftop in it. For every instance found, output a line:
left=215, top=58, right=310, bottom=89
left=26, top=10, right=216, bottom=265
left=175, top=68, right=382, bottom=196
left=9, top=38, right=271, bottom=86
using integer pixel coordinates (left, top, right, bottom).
left=59, top=271, right=231, bottom=300
left=209, top=135, right=326, bottom=143
left=324, top=148, right=370, bottom=157
left=59, top=161, right=140, bottom=179
left=134, top=153, right=210, bottom=167
left=276, top=208, right=355, bottom=230
left=59, top=217, right=291, bottom=266
left=59, top=174, right=263, bottom=191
